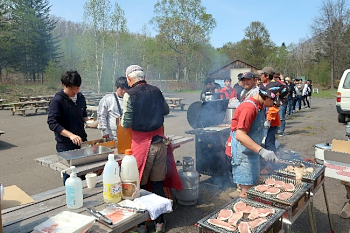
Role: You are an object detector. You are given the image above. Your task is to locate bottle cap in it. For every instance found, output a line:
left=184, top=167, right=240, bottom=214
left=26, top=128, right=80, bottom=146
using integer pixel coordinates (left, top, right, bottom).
left=108, top=154, right=115, bottom=160
left=125, top=149, right=132, bottom=155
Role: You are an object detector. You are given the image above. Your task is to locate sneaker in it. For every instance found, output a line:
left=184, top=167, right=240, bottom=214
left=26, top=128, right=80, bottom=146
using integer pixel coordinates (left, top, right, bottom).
left=155, top=221, right=166, bottom=233
left=278, top=133, right=284, bottom=137
left=134, top=225, right=147, bottom=233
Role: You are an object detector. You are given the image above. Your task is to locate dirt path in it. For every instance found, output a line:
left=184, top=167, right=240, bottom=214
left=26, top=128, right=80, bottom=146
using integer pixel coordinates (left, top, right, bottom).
left=0, top=93, right=349, bottom=232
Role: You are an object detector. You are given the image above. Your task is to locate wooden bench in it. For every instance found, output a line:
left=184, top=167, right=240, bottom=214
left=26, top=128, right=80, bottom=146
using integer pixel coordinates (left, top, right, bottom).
left=313, top=88, right=319, bottom=93
left=1, top=104, right=12, bottom=110
left=35, top=106, right=49, bottom=114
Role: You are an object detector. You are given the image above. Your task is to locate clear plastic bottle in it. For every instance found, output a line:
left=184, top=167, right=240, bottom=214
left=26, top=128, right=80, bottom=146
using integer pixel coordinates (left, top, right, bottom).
left=103, top=154, right=122, bottom=203
left=121, top=149, right=140, bottom=200
left=65, top=166, right=83, bottom=209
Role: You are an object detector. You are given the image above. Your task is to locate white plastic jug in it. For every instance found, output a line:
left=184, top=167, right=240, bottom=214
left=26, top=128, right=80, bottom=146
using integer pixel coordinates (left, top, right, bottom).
left=65, top=166, right=83, bottom=209
left=121, top=149, right=140, bottom=200
left=103, top=154, right=122, bottom=203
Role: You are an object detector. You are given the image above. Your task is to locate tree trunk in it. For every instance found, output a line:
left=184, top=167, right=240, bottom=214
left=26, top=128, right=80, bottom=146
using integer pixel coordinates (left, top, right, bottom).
left=32, top=71, right=36, bottom=82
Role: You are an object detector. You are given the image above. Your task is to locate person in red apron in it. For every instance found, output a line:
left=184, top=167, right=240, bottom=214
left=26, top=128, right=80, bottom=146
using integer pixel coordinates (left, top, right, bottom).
left=227, top=81, right=285, bottom=198
left=121, top=65, right=182, bottom=233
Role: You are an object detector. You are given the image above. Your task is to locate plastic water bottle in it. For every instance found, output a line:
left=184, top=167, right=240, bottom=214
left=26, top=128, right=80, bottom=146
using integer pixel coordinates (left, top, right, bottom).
left=103, top=154, right=122, bottom=203
left=121, top=149, right=140, bottom=200
left=65, top=166, right=83, bottom=209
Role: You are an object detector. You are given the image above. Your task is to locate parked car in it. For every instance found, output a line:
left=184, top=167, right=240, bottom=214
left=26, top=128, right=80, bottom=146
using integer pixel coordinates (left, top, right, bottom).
left=336, top=69, right=350, bottom=123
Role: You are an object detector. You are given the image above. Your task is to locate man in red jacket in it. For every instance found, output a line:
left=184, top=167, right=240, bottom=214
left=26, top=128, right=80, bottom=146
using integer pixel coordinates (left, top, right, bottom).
left=220, top=77, right=237, bottom=100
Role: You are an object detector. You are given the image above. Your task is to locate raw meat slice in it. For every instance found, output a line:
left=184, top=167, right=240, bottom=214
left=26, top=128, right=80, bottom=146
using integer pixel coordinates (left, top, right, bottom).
left=233, top=201, right=247, bottom=212
left=238, top=221, right=251, bottom=233
left=255, top=184, right=269, bottom=192
left=241, top=206, right=255, bottom=214
left=265, top=178, right=276, bottom=186
left=306, top=167, right=314, bottom=173
left=208, top=219, right=236, bottom=231
left=248, top=208, right=274, bottom=219
left=277, top=192, right=293, bottom=200
left=264, top=186, right=280, bottom=195
left=283, top=183, right=295, bottom=192
left=248, top=217, right=267, bottom=228
left=274, top=180, right=285, bottom=188
left=228, top=212, right=243, bottom=226
left=217, top=209, right=233, bottom=220
left=256, top=208, right=275, bottom=217
left=247, top=208, right=260, bottom=220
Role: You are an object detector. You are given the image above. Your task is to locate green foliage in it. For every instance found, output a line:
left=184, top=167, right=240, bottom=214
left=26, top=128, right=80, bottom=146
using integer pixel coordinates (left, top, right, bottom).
left=151, top=0, right=217, bottom=80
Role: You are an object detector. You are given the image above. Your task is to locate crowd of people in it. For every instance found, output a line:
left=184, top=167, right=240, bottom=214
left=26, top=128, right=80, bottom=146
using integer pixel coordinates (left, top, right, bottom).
left=200, top=68, right=313, bottom=198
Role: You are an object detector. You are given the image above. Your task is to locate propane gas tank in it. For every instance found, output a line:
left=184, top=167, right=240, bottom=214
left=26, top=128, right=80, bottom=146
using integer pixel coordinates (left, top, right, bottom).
left=174, top=157, right=199, bottom=206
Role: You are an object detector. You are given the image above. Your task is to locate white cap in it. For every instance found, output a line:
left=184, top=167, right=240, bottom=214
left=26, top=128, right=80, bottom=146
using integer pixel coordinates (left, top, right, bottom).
left=108, top=154, right=115, bottom=160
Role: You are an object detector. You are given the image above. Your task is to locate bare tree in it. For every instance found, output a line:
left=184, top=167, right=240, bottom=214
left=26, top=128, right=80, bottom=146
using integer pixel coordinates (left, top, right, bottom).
left=83, top=0, right=112, bottom=93
left=311, top=0, right=350, bottom=89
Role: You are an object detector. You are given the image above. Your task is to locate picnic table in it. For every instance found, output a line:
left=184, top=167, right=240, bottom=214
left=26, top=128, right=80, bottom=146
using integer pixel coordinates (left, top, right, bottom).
left=165, top=97, right=185, bottom=110
left=87, top=105, right=98, bottom=118
left=35, top=135, right=194, bottom=177
left=0, top=99, right=6, bottom=109
left=10, top=100, right=50, bottom=117
left=1, top=179, right=161, bottom=233
left=19, top=95, right=54, bottom=102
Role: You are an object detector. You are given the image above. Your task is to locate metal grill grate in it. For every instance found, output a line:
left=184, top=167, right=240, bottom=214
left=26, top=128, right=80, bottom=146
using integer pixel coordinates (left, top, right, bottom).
left=197, top=197, right=284, bottom=233
left=274, top=159, right=326, bottom=182
left=246, top=175, right=311, bottom=206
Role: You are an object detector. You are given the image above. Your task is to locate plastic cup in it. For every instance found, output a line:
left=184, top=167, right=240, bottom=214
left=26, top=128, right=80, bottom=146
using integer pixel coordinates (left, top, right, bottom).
left=86, top=173, right=97, bottom=188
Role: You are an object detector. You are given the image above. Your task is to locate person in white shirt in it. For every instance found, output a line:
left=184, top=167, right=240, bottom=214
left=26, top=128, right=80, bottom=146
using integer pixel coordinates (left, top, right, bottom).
left=97, top=77, right=129, bottom=139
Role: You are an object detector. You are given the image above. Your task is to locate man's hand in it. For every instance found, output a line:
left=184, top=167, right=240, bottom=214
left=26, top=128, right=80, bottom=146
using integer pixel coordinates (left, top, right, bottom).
left=69, top=134, right=83, bottom=146
left=259, top=148, right=278, bottom=162
left=102, top=134, right=109, bottom=139
left=264, top=120, right=271, bottom=129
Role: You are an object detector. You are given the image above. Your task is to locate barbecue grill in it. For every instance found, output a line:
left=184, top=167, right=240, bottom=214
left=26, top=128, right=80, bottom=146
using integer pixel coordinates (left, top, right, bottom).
left=185, top=100, right=230, bottom=176
left=274, top=159, right=326, bottom=193
left=197, top=197, right=285, bottom=233
left=246, top=174, right=313, bottom=223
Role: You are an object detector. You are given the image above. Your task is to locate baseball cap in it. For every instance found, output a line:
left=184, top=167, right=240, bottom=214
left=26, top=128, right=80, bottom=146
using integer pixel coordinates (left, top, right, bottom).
left=257, top=67, right=275, bottom=75
left=241, top=72, right=255, bottom=79
left=126, top=65, right=143, bottom=77
left=259, top=81, right=287, bottom=106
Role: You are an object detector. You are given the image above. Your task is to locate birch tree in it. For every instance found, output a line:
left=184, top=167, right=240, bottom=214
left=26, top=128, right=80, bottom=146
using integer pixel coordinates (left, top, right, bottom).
left=110, top=2, right=126, bottom=85
left=83, top=0, right=112, bottom=93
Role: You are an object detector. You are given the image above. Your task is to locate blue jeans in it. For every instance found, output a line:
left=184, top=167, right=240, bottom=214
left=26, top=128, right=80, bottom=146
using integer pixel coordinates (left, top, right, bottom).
left=265, top=126, right=278, bottom=153
left=296, top=96, right=302, bottom=110
left=288, top=99, right=293, bottom=115
left=278, top=105, right=286, bottom=134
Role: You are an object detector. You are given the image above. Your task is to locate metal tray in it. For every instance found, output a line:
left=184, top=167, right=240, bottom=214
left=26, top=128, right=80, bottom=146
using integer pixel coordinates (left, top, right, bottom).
left=57, top=146, right=114, bottom=166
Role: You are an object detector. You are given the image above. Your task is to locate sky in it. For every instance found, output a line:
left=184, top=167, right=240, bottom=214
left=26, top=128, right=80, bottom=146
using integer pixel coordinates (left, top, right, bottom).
left=49, top=0, right=323, bottom=48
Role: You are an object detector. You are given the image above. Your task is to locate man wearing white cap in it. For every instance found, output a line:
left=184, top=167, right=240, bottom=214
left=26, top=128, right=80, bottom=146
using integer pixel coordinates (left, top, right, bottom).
left=121, top=65, right=183, bottom=233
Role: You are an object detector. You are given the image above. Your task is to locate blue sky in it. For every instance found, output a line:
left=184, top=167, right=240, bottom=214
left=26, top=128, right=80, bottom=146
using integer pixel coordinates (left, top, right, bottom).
left=49, top=0, right=322, bottom=48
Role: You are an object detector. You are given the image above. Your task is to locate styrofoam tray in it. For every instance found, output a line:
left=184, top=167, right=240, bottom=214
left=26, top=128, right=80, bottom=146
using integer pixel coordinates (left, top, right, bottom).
left=33, top=211, right=95, bottom=233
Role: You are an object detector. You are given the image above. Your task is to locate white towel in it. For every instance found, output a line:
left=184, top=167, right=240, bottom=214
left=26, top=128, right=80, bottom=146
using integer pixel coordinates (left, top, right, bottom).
left=134, top=193, right=172, bottom=220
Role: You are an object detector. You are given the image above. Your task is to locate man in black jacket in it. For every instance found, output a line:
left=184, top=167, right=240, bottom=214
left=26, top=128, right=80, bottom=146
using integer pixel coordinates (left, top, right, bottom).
left=47, top=71, right=88, bottom=152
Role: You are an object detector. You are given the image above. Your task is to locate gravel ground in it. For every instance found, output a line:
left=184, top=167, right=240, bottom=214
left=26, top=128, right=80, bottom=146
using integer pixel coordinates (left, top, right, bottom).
left=0, top=92, right=349, bottom=233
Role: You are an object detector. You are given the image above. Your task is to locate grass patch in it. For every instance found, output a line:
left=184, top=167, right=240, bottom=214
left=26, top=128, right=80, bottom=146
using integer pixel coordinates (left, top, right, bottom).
left=312, top=89, right=337, bottom=98
left=0, top=84, right=59, bottom=103
left=305, top=126, right=313, bottom=129
left=321, top=126, right=326, bottom=130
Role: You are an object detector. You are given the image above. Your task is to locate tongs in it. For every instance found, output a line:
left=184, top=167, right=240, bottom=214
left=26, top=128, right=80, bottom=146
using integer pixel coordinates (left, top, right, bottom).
left=106, top=203, right=147, bottom=213
left=87, top=206, right=113, bottom=225
left=278, top=159, right=304, bottom=167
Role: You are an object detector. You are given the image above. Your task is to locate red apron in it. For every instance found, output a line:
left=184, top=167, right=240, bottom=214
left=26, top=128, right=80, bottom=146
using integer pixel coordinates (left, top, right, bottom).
left=131, top=127, right=183, bottom=190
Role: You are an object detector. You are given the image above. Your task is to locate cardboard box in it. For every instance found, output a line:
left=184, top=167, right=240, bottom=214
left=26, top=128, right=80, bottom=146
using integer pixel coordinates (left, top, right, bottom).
left=324, top=139, right=350, bottom=182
